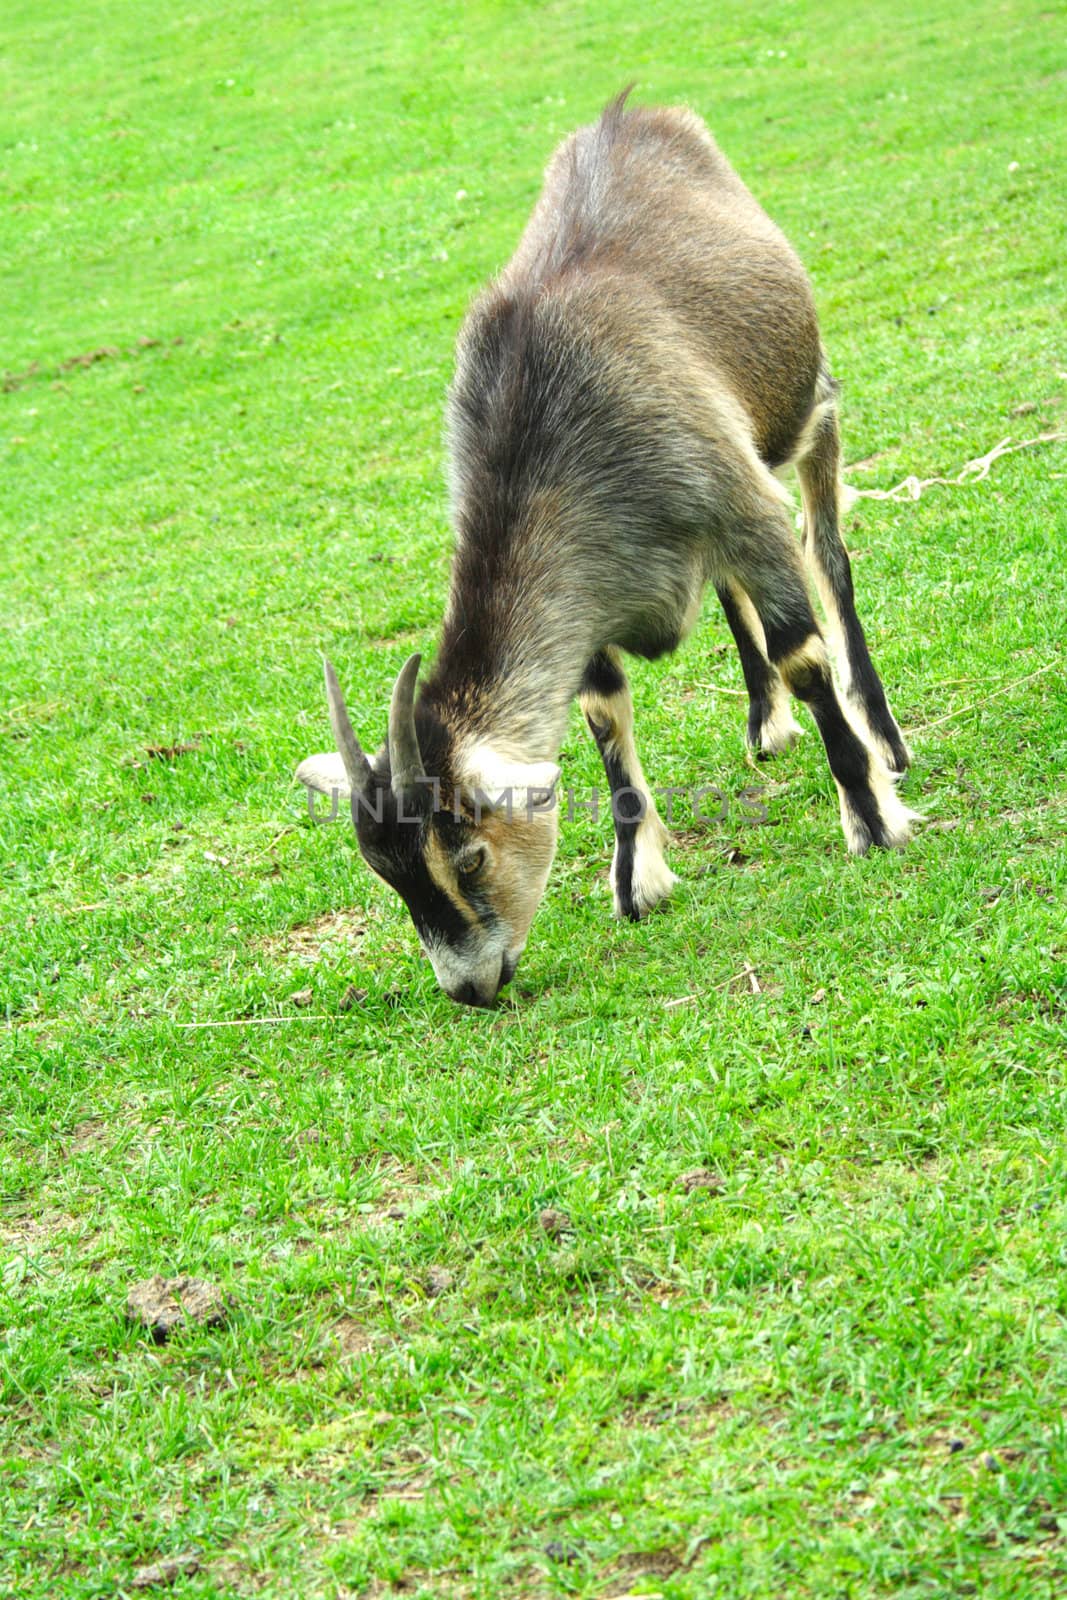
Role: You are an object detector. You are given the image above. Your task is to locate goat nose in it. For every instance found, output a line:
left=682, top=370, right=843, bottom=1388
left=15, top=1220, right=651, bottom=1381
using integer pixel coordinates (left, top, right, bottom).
left=450, top=979, right=494, bottom=1009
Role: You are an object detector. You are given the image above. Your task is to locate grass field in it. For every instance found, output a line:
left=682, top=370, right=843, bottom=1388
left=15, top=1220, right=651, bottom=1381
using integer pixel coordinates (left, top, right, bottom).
left=2, top=1, right=1066, bottom=1595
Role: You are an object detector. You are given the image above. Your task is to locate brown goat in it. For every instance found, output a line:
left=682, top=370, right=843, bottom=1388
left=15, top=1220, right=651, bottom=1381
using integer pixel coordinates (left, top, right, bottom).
left=298, top=91, right=917, bottom=1006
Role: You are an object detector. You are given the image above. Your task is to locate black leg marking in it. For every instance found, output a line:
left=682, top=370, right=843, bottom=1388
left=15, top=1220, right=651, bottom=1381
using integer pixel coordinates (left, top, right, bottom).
left=716, top=582, right=773, bottom=750
left=776, top=641, right=887, bottom=849
left=586, top=714, right=641, bottom=920
left=580, top=649, right=627, bottom=701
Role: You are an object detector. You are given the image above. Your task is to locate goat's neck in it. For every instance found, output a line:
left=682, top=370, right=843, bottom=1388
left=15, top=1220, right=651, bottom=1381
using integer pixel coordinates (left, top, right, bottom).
left=426, top=581, right=596, bottom=765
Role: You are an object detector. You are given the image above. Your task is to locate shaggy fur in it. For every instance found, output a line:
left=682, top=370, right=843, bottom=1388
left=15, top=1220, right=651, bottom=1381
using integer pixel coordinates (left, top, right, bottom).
left=298, top=91, right=916, bottom=1006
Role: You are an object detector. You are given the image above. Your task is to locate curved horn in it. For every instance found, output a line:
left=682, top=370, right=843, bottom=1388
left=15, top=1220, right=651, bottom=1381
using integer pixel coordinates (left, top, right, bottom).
left=323, top=657, right=372, bottom=797
left=388, top=652, right=425, bottom=794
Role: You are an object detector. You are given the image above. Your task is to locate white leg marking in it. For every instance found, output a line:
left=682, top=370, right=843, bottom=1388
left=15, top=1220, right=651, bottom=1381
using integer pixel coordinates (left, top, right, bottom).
left=611, top=810, right=677, bottom=919
left=842, top=690, right=913, bottom=779
left=757, top=681, right=805, bottom=755
left=834, top=749, right=923, bottom=855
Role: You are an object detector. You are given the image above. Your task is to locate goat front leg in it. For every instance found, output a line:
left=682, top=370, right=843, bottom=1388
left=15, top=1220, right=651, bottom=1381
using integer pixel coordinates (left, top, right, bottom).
left=715, top=579, right=804, bottom=757
left=579, top=648, right=676, bottom=920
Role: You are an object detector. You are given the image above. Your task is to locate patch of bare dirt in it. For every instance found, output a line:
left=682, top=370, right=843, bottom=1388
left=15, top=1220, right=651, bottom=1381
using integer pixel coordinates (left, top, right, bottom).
left=291, top=1159, right=424, bottom=1247
left=424, top=1265, right=454, bottom=1297
left=996, top=987, right=1065, bottom=1023
left=124, top=741, right=199, bottom=772
left=352, top=1154, right=425, bottom=1221
left=261, top=908, right=371, bottom=965
left=538, top=1206, right=573, bottom=1239
left=676, top=1168, right=725, bottom=1195
left=0, top=1210, right=80, bottom=1252
left=604, top=1547, right=684, bottom=1594
left=130, top=1552, right=201, bottom=1588
left=144, top=741, right=199, bottom=761
left=327, top=1316, right=376, bottom=1358
left=624, top=1394, right=738, bottom=1436
left=376, top=1472, right=433, bottom=1505
left=204, top=1558, right=269, bottom=1594
left=2, top=335, right=184, bottom=393
left=361, top=1575, right=472, bottom=1600
left=126, top=1276, right=230, bottom=1342
left=68, top=1118, right=110, bottom=1154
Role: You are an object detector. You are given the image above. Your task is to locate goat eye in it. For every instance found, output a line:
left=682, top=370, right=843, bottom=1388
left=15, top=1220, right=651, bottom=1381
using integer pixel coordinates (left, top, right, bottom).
left=458, top=848, right=486, bottom=877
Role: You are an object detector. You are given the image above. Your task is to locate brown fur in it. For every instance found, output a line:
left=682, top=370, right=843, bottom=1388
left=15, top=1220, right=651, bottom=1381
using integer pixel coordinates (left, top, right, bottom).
left=478, top=808, right=559, bottom=941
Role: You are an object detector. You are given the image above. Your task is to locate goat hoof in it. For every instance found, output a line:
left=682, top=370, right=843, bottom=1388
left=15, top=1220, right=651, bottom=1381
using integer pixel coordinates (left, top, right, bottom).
left=747, top=707, right=804, bottom=758
left=612, top=856, right=678, bottom=920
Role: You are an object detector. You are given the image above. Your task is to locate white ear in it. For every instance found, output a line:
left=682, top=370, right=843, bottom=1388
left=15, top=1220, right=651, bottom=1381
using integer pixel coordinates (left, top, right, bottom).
left=459, top=746, right=561, bottom=815
left=294, top=752, right=352, bottom=799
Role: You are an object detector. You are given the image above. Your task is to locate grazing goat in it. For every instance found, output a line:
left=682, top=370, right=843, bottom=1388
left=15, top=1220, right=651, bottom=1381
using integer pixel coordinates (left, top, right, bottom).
left=297, top=91, right=917, bottom=1007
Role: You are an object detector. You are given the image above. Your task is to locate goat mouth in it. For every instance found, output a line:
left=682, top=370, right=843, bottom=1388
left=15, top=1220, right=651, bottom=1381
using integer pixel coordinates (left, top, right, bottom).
left=450, top=979, right=496, bottom=1009
left=447, top=954, right=520, bottom=1008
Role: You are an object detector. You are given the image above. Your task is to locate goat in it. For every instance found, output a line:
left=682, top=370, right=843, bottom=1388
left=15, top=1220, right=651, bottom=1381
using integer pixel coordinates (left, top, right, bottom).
left=297, top=90, right=918, bottom=1007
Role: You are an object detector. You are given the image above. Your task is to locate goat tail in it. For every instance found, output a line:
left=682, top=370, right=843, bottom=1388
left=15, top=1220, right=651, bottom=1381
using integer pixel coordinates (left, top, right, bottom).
left=601, top=83, right=637, bottom=127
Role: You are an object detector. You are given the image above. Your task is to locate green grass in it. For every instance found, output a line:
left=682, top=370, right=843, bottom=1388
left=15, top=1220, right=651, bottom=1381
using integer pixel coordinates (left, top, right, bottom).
left=2, top=0, right=1066, bottom=1595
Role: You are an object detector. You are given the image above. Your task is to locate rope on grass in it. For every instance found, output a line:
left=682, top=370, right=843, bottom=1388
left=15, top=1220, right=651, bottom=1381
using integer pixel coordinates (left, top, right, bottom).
left=842, top=431, right=1064, bottom=507
left=176, top=1015, right=336, bottom=1029
left=907, top=662, right=1057, bottom=736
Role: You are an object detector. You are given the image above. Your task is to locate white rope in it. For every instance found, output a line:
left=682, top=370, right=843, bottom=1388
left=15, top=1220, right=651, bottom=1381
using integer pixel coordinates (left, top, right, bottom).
left=842, top=431, right=1063, bottom=507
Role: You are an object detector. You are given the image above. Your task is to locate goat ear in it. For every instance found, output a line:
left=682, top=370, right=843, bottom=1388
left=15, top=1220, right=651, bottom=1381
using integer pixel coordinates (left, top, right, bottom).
left=458, top=747, right=561, bottom=813
left=295, top=752, right=353, bottom=799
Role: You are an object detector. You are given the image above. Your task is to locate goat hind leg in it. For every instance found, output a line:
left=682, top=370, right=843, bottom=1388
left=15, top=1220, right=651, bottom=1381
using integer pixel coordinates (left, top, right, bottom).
left=739, top=530, right=919, bottom=854
left=797, top=403, right=910, bottom=773
left=580, top=649, right=676, bottom=919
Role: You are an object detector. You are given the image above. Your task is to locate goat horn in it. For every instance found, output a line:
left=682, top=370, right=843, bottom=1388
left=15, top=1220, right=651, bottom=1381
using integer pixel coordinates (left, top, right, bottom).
left=388, top=653, right=426, bottom=794
left=323, top=657, right=373, bottom=797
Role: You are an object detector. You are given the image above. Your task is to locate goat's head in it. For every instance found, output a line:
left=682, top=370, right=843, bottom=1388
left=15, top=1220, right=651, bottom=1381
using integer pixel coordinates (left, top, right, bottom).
left=297, top=657, right=560, bottom=1007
